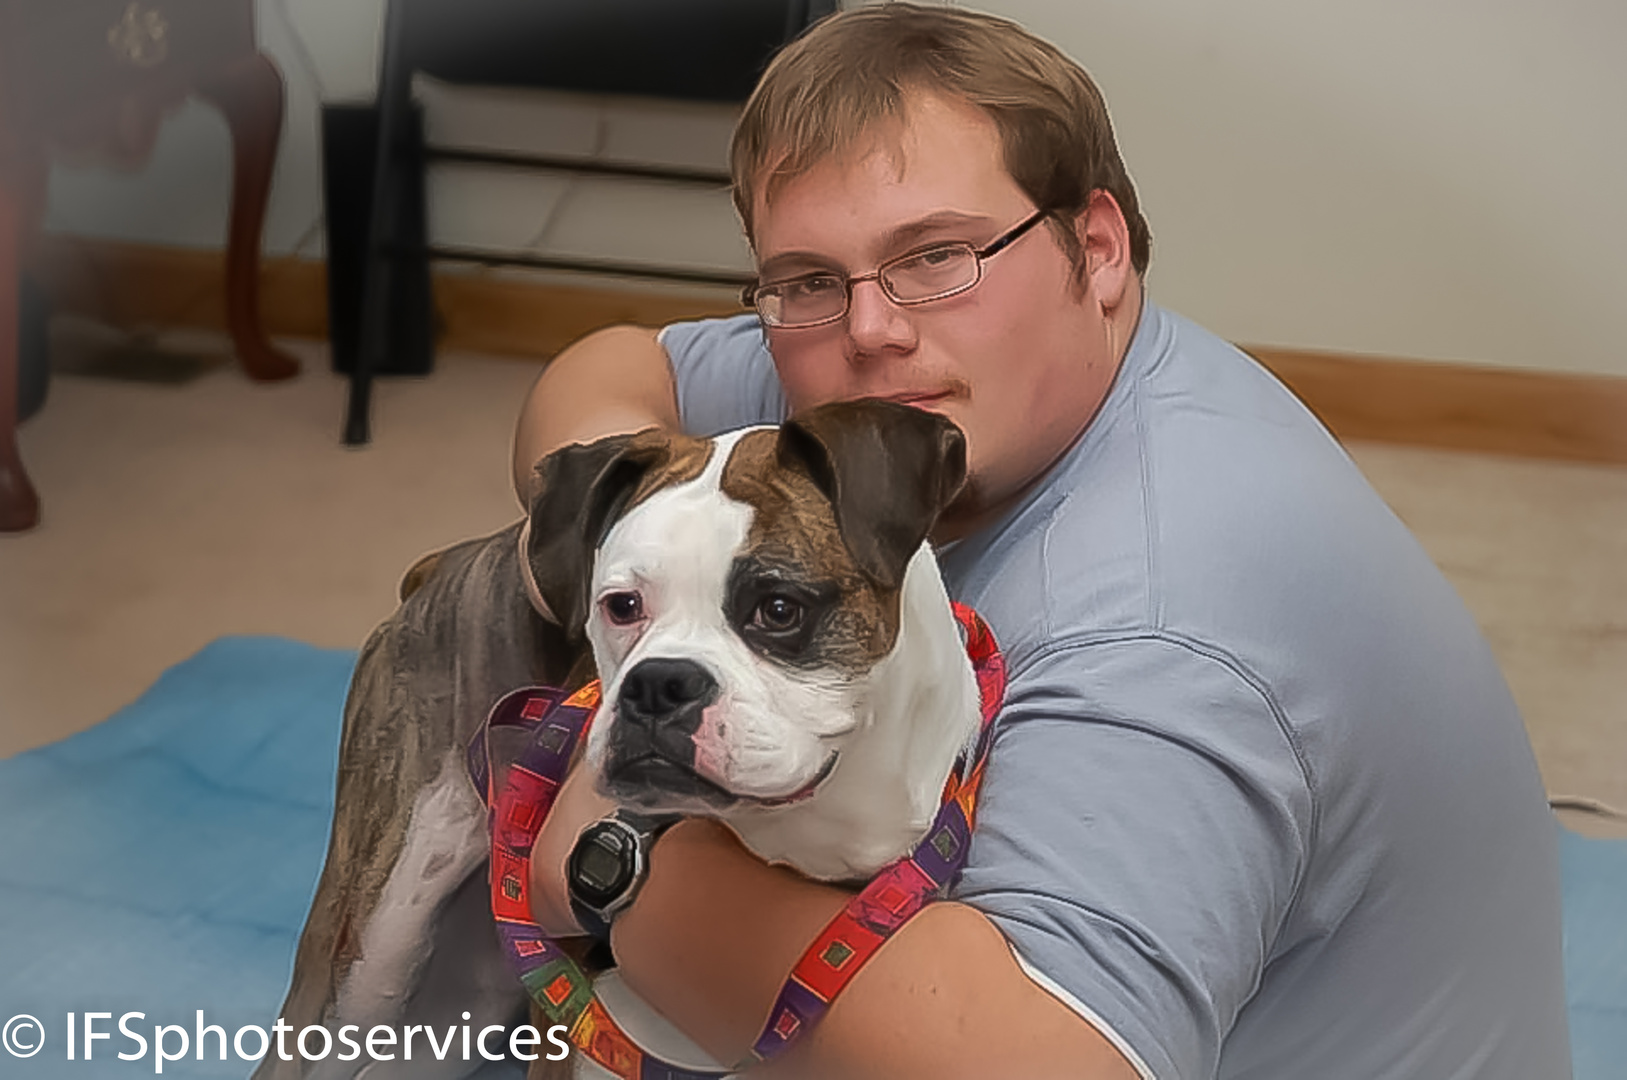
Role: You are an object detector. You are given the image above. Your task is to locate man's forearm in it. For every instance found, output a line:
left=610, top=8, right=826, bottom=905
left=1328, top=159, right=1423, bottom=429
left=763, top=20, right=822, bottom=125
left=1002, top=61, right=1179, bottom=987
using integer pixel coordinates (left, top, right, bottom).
left=613, top=820, right=1141, bottom=1080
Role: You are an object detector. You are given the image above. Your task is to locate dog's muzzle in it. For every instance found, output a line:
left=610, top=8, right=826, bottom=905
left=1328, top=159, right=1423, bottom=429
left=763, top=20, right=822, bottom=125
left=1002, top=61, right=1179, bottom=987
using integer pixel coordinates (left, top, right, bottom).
left=603, top=658, right=735, bottom=807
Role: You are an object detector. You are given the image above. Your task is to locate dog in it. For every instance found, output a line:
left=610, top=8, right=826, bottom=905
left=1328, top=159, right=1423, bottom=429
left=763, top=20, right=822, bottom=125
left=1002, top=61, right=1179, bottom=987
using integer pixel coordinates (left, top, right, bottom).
left=257, top=399, right=982, bottom=1079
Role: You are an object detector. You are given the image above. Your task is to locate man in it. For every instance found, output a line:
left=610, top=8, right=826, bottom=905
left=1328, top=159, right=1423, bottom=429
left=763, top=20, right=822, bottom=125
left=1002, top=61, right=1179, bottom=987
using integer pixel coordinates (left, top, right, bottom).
left=511, top=5, right=1570, bottom=1078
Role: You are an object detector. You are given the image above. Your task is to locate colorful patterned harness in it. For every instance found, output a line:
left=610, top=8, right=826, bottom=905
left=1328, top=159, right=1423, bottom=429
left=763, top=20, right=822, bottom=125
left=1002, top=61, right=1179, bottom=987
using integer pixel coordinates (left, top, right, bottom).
left=468, top=602, right=1006, bottom=1079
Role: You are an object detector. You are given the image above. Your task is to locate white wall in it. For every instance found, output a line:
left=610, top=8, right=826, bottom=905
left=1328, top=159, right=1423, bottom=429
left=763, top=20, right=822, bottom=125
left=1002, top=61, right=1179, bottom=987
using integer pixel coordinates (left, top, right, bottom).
left=43, top=0, right=1626, bottom=376
left=982, top=0, right=1627, bottom=376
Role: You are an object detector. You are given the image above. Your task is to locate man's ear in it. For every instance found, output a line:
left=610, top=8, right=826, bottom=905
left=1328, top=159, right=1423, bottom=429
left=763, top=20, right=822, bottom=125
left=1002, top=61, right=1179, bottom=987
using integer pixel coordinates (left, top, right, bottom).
left=526, top=430, right=669, bottom=640
left=1076, top=189, right=1133, bottom=310
left=777, top=400, right=967, bottom=589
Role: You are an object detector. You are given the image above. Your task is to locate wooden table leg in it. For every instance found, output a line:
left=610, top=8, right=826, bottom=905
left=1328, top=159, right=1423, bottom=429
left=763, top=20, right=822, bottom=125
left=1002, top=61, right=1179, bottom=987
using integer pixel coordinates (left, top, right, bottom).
left=196, top=52, right=299, bottom=382
left=0, top=173, right=41, bottom=532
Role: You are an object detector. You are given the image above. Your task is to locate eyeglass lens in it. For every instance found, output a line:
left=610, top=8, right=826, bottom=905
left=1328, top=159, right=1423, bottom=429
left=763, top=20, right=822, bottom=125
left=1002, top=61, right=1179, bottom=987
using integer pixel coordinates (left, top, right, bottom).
left=751, top=208, right=1047, bottom=328
left=759, top=246, right=979, bottom=328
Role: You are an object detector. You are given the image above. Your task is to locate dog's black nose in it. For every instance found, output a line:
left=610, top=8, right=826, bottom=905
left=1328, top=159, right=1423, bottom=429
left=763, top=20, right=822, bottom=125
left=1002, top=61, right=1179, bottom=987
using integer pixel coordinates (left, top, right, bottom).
left=618, top=658, right=719, bottom=725
left=605, top=659, right=727, bottom=806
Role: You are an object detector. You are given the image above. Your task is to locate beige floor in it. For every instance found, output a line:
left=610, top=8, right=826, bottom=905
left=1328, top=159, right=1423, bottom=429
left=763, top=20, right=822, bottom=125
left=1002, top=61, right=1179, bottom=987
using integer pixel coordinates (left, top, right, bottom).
left=3, top=333, right=1624, bottom=837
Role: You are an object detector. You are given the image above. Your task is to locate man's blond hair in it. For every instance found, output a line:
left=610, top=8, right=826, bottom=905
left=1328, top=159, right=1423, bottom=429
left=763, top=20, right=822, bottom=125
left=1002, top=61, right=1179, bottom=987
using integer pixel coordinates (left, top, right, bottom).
left=731, top=2, right=1152, bottom=275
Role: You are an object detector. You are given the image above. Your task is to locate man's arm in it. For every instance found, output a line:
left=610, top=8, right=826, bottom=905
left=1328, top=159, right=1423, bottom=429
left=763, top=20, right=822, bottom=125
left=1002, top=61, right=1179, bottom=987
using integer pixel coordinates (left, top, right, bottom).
left=529, top=637, right=1315, bottom=1079
left=529, top=768, right=1140, bottom=1079
left=610, top=818, right=1143, bottom=1080
left=511, top=324, right=679, bottom=505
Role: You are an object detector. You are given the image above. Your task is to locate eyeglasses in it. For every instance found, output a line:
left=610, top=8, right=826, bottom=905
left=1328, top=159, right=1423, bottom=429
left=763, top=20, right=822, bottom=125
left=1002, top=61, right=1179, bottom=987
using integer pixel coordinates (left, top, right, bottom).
left=743, top=209, right=1050, bottom=329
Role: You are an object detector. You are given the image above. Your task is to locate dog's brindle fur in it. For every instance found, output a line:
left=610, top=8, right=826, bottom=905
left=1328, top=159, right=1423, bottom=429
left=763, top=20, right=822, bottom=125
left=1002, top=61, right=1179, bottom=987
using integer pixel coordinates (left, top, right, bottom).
left=259, top=402, right=966, bottom=1080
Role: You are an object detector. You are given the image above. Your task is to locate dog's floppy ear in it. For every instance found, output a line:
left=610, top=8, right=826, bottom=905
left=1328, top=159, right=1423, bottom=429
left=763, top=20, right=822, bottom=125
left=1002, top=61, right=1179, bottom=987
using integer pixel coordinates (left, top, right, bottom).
left=526, top=430, right=669, bottom=639
left=777, top=400, right=967, bottom=589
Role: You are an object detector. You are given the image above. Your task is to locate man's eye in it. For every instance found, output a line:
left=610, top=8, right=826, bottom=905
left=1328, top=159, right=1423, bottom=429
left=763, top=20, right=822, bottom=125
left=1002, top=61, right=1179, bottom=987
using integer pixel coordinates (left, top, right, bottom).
left=784, top=275, right=841, bottom=300
left=602, top=592, right=644, bottom=625
left=915, top=246, right=959, bottom=267
left=751, top=595, right=804, bottom=633
left=894, top=245, right=968, bottom=275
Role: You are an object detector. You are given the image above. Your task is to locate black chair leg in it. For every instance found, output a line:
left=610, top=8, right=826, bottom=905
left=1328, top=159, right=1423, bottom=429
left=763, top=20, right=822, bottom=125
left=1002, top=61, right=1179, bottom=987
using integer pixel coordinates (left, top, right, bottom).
left=321, top=103, right=432, bottom=381
left=347, top=0, right=413, bottom=446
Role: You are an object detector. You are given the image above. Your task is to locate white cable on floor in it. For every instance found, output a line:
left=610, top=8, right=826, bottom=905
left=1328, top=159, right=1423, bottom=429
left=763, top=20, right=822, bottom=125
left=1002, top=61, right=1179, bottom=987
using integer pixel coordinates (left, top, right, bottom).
left=269, top=0, right=328, bottom=259
left=1549, top=794, right=1627, bottom=821
left=269, top=0, right=329, bottom=101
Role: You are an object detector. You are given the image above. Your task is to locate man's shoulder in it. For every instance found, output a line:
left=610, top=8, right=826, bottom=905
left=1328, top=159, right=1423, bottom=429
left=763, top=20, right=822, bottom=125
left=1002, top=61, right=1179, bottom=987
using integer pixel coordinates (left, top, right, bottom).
left=942, top=300, right=1508, bottom=782
left=660, top=313, right=787, bottom=436
left=945, top=304, right=1399, bottom=653
left=659, top=312, right=764, bottom=353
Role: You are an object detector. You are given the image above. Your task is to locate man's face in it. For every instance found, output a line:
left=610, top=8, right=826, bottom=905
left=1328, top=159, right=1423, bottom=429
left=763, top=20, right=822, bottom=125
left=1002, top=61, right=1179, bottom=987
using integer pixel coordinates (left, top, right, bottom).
left=751, top=91, right=1128, bottom=535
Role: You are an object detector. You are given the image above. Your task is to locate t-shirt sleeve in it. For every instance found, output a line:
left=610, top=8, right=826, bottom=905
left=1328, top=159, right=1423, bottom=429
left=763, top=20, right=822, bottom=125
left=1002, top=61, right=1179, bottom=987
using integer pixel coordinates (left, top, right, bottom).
left=952, top=635, right=1315, bottom=1080
left=658, top=315, right=788, bottom=437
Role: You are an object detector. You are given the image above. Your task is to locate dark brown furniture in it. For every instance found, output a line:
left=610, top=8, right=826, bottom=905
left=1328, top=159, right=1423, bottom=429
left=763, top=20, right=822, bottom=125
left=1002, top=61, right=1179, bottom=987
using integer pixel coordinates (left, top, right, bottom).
left=0, top=0, right=297, bottom=532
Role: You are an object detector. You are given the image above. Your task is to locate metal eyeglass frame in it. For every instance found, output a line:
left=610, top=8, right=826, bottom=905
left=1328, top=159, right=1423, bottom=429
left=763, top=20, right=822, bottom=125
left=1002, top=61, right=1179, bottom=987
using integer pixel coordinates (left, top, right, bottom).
left=742, top=208, right=1051, bottom=329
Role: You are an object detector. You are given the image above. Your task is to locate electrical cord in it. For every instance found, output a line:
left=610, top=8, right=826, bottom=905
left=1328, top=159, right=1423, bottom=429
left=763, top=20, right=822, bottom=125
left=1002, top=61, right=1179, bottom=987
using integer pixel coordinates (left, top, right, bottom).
left=1549, top=794, right=1627, bottom=822
left=269, top=0, right=329, bottom=102
left=267, top=0, right=328, bottom=261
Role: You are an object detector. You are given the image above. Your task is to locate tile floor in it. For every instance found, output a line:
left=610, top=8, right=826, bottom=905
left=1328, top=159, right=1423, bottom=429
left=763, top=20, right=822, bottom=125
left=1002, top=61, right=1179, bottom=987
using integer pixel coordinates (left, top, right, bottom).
left=3, top=333, right=1623, bottom=837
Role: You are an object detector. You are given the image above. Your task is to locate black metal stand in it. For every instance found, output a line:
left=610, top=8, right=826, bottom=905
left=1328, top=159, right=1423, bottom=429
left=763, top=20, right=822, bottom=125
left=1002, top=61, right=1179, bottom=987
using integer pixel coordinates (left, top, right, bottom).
left=336, top=0, right=838, bottom=446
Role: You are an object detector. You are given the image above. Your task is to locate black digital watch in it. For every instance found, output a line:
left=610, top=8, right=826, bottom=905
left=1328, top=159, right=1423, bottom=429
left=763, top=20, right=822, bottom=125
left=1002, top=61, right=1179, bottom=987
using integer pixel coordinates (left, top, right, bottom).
left=566, top=809, right=677, bottom=943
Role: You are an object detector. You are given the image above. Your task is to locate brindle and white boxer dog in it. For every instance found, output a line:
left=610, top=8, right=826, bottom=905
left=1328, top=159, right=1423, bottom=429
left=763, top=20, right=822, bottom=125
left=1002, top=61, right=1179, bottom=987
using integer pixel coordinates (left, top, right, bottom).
left=258, top=400, right=982, bottom=1080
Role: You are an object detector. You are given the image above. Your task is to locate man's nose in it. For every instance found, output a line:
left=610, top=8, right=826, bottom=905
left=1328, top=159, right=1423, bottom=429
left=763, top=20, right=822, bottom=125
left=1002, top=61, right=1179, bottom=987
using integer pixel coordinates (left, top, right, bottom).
left=845, top=278, right=916, bottom=356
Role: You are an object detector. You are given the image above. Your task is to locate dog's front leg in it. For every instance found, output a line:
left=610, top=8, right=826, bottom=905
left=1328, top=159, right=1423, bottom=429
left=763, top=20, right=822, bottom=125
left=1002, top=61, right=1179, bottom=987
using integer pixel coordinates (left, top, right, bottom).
left=256, top=749, right=510, bottom=1080
left=257, top=524, right=570, bottom=1079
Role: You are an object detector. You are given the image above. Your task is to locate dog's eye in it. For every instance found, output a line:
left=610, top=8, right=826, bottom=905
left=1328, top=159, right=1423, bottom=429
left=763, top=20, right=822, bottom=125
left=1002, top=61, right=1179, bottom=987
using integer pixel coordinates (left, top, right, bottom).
left=602, top=591, right=644, bottom=625
left=752, top=595, right=804, bottom=633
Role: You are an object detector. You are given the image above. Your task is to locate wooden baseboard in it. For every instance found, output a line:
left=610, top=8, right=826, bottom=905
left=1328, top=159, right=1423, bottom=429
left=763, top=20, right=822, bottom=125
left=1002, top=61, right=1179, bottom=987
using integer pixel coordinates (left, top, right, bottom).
left=1243, top=347, right=1627, bottom=465
left=431, top=270, right=743, bottom=359
left=26, top=235, right=745, bottom=356
left=30, top=234, right=330, bottom=339
left=26, top=237, right=1627, bottom=465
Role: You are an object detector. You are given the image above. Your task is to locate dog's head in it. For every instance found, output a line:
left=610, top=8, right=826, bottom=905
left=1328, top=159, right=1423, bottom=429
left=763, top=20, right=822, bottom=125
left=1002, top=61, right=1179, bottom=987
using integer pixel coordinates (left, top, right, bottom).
left=526, top=399, right=966, bottom=814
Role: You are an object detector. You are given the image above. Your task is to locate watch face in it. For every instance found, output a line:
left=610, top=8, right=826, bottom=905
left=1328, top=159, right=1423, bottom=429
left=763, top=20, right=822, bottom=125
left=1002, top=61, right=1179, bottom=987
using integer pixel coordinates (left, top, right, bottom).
left=570, top=823, right=637, bottom=908
left=578, top=841, right=627, bottom=892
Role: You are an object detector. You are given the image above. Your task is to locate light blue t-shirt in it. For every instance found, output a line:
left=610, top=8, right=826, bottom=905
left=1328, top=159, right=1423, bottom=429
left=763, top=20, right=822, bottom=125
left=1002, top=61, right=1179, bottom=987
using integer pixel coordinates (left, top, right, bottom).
left=658, top=302, right=1571, bottom=1080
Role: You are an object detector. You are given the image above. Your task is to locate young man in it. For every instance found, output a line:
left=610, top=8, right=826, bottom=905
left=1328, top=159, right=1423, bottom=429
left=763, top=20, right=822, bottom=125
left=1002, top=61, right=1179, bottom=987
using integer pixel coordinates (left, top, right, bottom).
left=512, top=6, right=1570, bottom=1078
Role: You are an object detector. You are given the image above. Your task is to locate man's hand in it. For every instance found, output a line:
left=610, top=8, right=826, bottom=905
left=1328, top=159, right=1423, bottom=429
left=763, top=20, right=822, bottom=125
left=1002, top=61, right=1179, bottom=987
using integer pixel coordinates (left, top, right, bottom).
left=612, top=819, right=1144, bottom=1080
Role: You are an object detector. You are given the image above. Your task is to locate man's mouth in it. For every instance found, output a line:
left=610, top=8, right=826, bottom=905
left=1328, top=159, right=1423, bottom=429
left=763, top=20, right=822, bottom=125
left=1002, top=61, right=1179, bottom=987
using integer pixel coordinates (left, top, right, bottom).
left=875, top=390, right=953, bottom=408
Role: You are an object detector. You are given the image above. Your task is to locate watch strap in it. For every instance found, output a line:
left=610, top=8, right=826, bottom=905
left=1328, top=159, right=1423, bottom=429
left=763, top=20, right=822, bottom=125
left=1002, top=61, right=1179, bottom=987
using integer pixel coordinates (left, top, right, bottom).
left=569, top=893, right=614, bottom=945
